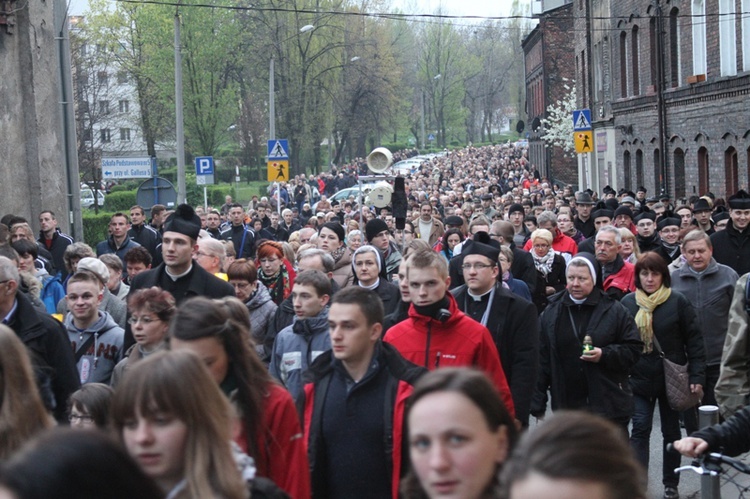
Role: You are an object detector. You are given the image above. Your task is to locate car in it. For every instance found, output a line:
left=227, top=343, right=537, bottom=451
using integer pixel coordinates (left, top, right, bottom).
left=80, top=185, right=106, bottom=208
left=391, top=159, right=425, bottom=175
left=312, top=183, right=383, bottom=212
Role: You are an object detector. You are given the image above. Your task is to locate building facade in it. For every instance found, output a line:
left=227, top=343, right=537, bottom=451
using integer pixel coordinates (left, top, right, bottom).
left=523, top=1, right=579, bottom=186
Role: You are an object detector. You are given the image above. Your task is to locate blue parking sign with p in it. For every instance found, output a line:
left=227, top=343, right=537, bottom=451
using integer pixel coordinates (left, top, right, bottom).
left=195, top=156, right=214, bottom=175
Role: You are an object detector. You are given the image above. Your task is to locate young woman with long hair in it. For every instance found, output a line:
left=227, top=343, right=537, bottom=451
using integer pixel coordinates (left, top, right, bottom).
left=111, top=350, right=247, bottom=499
left=0, top=325, right=53, bottom=459
left=169, top=296, right=310, bottom=498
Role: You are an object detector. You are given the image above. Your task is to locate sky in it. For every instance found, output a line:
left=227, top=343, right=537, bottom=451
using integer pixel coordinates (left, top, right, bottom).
left=67, top=0, right=528, bottom=19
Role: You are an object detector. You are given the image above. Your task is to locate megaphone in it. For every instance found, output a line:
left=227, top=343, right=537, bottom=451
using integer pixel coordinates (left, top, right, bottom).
left=368, top=182, right=394, bottom=209
left=366, top=147, right=393, bottom=173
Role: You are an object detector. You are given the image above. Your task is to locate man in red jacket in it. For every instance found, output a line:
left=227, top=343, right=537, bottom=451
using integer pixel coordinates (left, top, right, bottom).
left=383, top=249, right=516, bottom=417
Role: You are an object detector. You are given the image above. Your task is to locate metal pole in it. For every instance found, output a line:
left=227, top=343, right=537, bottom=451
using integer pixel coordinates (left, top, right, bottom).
left=698, top=405, right=720, bottom=499
left=420, top=91, right=426, bottom=151
left=175, top=12, right=186, bottom=204
left=269, top=57, right=275, bottom=140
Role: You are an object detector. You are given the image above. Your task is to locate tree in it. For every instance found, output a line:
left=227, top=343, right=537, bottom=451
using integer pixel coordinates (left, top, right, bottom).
left=541, top=79, right=576, bottom=156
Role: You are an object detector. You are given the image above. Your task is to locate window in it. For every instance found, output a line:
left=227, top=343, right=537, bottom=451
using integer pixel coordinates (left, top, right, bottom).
left=120, top=128, right=131, bottom=141
left=726, top=147, right=739, bottom=194
left=82, top=128, right=92, bottom=142
left=636, top=149, right=644, bottom=187
left=669, top=8, right=681, bottom=87
left=719, top=0, right=737, bottom=76
left=632, top=26, right=640, bottom=96
left=100, top=129, right=111, bottom=143
left=96, top=44, right=106, bottom=54
left=623, top=151, right=632, bottom=190
left=698, top=147, right=709, bottom=194
left=744, top=0, right=750, bottom=71
left=674, top=149, right=686, bottom=198
left=97, top=71, right=108, bottom=86
left=117, top=72, right=128, bottom=84
left=620, top=31, right=628, bottom=97
left=99, top=100, right=109, bottom=115
left=692, top=0, right=707, bottom=75
left=119, top=100, right=129, bottom=113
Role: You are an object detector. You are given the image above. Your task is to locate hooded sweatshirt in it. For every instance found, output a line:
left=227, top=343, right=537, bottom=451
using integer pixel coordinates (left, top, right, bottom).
left=65, top=311, right=124, bottom=385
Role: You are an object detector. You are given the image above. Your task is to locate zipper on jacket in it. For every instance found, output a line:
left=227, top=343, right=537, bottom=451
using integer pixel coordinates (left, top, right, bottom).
left=424, top=322, right=433, bottom=369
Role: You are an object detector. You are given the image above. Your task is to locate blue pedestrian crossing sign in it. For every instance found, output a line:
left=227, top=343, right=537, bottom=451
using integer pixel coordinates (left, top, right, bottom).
left=267, top=139, right=289, bottom=160
left=572, top=109, right=592, bottom=131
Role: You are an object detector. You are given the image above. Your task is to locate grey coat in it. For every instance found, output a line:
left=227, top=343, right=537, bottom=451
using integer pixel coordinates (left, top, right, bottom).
left=245, top=282, right=278, bottom=358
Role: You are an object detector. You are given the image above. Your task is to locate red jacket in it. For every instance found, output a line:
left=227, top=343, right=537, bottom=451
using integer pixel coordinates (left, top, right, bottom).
left=383, top=294, right=516, bottom=417
left=603, top=260, right=636, bottom=295
left=524, top=229, right=578, bottom=260
left=236, top=382, right=311, bottom=499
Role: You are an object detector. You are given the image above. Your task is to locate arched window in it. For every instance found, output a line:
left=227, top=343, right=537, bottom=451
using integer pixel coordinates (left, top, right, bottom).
left=726, top=147, right=739, bottom=194
left=698, top=147, right=709, bottom=194
left=674, top=149, right=686, bottom=198
left=636, top=149, right=644, bottom=188
left=669, top=8, right=681, bottom=87
left=654, top=148, right=662, bottom=193
left=623, top=151, right=632, bottom=190
left=632, top=26, right=640, bottom=95
left=620, top=31, right=628, bottom=97
left=692, top=0, right=707, bottom=75
left=719, top=0, right=737, bottom=76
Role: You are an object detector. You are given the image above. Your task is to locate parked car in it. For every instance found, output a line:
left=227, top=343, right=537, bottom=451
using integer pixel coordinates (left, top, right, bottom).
left=80, top=185, right=106, bottom=208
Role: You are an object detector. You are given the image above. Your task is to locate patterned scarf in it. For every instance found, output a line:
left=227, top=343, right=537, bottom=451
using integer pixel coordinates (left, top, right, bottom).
left=259, top=262, right=293, bottom=306
left=532, top=249, right=555, bottom=277
left=635, top=285, right=671, bottom=353
left=330, top=245, right=347, bottom=265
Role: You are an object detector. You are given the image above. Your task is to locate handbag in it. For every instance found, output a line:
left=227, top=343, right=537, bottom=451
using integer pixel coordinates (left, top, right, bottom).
left=652, top=334, right=701, bottom=411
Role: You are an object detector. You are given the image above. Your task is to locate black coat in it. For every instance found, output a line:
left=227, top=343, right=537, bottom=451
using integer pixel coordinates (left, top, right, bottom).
left=8, top=292, right=80, bottom=422
left=621, top=291, right=705, bottom=398
left=373, top=280, right=400, bottom=317
left=532, top=289, right=643, bottom=422
left=452, top=283, right=540, bottom=425
left=694, top=403, right=750, bottom=456
left=124, top=262, right=235, bottom=350
left=530, top=253, right=567, bottom=313
left=449, top=241, right=537, bottom=295
left=710, top=223, right=750, bottom=276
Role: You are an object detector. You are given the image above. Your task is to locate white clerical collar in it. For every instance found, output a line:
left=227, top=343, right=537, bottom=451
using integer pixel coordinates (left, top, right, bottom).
left=165, top=264, right=193, bottom=281
left=467, top=287, right=493, bottom=302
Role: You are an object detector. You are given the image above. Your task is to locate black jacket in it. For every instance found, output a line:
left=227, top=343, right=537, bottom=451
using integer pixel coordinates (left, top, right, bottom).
left=300, top=342, right=426, bottom=499
left=621, top=291, right=705, bottom=398
left=8, top=292, right=80, bottom=422
left=221, top=224, right=256, bottom=259
left=452, top=283, right=540, bottom=425
left=532, top=289, right=643, bottom=422
left=372, top=280, right=400, bottom=317
left=37, top=229, right=74, bottom=280
left=511, top=245, right=538, bottom=296
left=125, top=263, right=235, bottom=350
left=710, top=223, right=750, bottom=276
left=128, top=223, right=162, bottom=261
left=530, top=253, right=567, bottom=313
left=694, top=403, right=750, bottom=456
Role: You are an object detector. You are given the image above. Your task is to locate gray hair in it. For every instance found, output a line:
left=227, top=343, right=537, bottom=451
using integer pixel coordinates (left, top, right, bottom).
left=536, top=210, right=558, bottom=227
left=681, top=228, right=712, bottom=249
left=297, top=248, right=335, bottom=273
left=198, top=238, right=226, bottom=269
left=0, top=256, right=19, bottom=284
left=596, top=225, right=622, bottom=245
left=98, top=254, right=123, bottom=273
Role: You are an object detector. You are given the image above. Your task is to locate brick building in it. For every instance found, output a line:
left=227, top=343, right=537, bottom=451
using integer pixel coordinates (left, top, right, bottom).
left=522, top=1, right=578, bottom=186
left=577, top=0, right=750, bottom=199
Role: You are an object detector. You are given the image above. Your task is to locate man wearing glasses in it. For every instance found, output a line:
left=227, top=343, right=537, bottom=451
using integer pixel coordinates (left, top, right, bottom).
left=452, top=240, right=540, bottom=426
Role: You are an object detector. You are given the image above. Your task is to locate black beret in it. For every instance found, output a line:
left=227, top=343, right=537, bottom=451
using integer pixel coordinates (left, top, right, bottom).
left=462, top=240, right=500, bottom=264
left=444, top=216, right=465, bottom=227
left=657, top=217, right=680, bottom=230
left=635, top=211, right=657, bottom=223
left=614, top=206, right=634, bottom=220
left=712, top=211, right=730, bottom=223
left=163, top=204, right=201, bottom=240
left=592, top=209, right=614, bottom=220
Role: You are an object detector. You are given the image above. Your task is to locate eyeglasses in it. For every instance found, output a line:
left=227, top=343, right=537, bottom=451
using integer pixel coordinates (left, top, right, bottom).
left=68, top=413, right=94, bottom=423
left=461, top=263, right=495, bottom=271
left=128, top=316, right=159, bottom=325
left=195, top=251, right=212, bottom=258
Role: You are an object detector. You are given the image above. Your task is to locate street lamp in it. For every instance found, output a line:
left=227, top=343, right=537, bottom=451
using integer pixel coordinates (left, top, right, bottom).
left=269, top=25, right=315, bottom=140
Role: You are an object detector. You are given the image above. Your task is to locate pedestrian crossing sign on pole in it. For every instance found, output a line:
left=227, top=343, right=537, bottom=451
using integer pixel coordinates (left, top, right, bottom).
left=572, top=109, right=592, bottom=131
left=267, top=139, right=289, bottom=160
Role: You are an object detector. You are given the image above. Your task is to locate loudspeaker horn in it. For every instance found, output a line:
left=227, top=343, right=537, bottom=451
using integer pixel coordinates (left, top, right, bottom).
left=366, top=147, right=393, bottom=173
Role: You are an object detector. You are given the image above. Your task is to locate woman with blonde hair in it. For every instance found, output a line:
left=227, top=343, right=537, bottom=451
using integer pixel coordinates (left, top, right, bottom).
left=528, top=228, right=566, bottom=313
left=0, top=324, right=53, bottom=459
left=111, top=350, right=248, bottom=498
left=619, top=228, right=641, bottom=265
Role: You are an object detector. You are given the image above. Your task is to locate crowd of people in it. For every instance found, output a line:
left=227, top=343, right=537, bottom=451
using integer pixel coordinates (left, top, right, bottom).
left=1, top=142, right=750, bottom=498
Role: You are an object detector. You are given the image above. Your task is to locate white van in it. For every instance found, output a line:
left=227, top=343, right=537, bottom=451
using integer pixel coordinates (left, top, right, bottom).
left=80, top=185, right=106, bottom=208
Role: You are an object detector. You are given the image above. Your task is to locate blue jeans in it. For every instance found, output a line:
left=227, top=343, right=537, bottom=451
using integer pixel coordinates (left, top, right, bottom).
left=630, top=391, right=681, bottom=488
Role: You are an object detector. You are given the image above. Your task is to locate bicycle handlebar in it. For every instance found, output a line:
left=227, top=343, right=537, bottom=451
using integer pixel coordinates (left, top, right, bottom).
left=667, top=443, right=750, bottom=476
